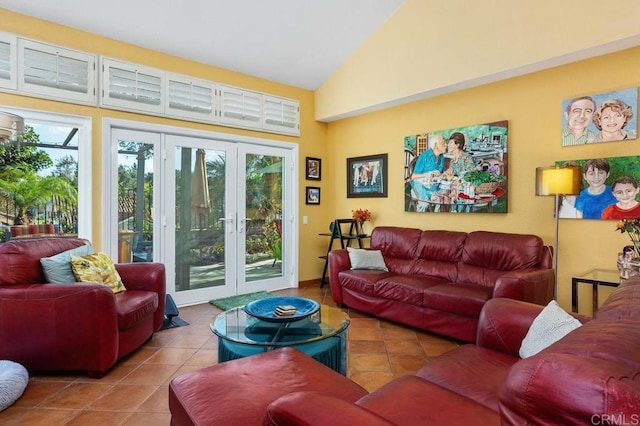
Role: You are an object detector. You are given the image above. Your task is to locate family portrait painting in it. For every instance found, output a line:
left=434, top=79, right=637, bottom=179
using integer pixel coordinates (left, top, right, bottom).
left=557, top=155, right=640, bottom=220
left=562, top=87, right=638, bottom=146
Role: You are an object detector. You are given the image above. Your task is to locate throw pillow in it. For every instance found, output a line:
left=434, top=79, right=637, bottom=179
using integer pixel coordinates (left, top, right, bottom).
left=347, top=247, right=388, bottom=271
left=70, top=252, right=126, bottom=294
left=519, top=300, right=582, bottom=358
left=40, top=243, right=94, bottom=284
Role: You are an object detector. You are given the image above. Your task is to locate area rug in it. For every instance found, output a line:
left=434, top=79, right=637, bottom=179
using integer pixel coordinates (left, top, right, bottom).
left=209, top=291, right=275, bottom=310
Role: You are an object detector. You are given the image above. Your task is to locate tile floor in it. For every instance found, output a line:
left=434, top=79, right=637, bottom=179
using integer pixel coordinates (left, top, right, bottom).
left=0, top=281, right=460, bottom=425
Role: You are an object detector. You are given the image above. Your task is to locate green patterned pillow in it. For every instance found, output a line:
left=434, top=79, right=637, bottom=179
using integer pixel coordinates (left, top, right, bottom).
left=70, top=252, right=126, bottom=294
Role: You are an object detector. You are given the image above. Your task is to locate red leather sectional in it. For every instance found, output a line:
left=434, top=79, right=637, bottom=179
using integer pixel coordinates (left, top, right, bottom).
left=329, top=226, right=555, bottom=342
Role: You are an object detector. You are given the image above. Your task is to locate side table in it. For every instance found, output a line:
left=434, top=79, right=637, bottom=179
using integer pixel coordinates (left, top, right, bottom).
left=571, top=268, right=621, bottom=314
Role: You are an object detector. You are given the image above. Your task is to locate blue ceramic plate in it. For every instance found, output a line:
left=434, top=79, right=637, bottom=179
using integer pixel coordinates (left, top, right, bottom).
left=244, top=297, right=320, bottom=323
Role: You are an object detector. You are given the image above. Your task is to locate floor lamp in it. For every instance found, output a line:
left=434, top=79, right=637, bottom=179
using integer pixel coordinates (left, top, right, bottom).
left=535, top=164, right=582, bottom=299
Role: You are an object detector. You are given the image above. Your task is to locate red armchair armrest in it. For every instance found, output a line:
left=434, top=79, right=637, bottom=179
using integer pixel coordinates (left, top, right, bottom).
left=328, top=249, right=351, bottom=304
left=493, top=269, right=555, bottom=306
left=115, top=262, right=166, bottom=331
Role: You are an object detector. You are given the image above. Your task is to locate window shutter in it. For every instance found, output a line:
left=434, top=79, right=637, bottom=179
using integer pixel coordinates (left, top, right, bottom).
left=0, top=32, right=16, bottom=90
left=101, top=58, right=164, bottom=114
left=166, top=73, right=217, bottom=122
left=263, top=95, right=299, bottom=135
left=219, top=85, right=261, bottom=129
left=17, top=39, right=96, bottom=104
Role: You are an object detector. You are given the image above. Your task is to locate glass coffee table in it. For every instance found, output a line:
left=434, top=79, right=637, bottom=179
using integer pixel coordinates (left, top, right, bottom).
left=211, top=300, right=350, bottom=375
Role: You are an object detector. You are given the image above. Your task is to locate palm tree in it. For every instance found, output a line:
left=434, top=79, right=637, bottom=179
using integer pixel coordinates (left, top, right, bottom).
left=0, top=165, right=77, bottom=225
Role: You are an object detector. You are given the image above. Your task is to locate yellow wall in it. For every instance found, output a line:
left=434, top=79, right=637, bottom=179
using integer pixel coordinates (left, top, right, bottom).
left=326, top=46, right=640, bottom=311
left=0, top=9, right=331, bottom=282
left=316, top=0, right=640, bottom=121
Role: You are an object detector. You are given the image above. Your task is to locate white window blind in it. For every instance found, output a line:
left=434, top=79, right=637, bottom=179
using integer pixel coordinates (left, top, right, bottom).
left=219, top=85, right=261, bottom=129
left=0, top=32, right=16, bottom=90
left=263, top=95, right=299, bottom=135
left=18, top=39, right=96, bottom=104
left=101, top=58, right=164, bottom=114
left=166, top=73, right=216, bottom=121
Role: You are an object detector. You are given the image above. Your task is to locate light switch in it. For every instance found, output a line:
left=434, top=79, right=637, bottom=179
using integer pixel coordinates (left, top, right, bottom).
left=302, top=216, right=308, bottom=224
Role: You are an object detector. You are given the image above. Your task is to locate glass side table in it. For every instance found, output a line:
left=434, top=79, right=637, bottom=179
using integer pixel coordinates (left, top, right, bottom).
left=571, top=268, right=621, bottom=314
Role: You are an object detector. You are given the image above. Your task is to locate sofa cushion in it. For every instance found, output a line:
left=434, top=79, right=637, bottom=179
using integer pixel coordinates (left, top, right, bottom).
left=71, top=252, right=126, bottom=294
left=339, top=270, right=394, bottom=297
left=374, top=274, right=445, bottom=305
left=417, top=345, right=519, bottom=411
left=40, top=243, right=94, bottom=284
left=461, top=231, right=543, bottom=271
left=115, top=290, right=159, bottom=330
left=519, top=300, right=582, bottom=358
left=347, top=247, right=388, bottom=271
left=357, top=375, right=500, bottom=425
left=423, top=284, right=493, bottom=317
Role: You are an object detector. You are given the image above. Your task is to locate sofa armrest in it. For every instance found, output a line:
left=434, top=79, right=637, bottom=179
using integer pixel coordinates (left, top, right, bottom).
left=477, top=298, right=590, bottom=356
left=115, top=262, right=166, bottom=331
left=328, top=249, right=351, bottom=304
left=265, top=391, right=395, bottom=426
left=0, top=284, right=119, bottom=372
left=493, top=268, right=554, bottom=305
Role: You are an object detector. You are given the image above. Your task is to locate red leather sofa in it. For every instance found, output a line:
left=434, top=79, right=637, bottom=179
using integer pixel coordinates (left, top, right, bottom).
left=169, top=279, right=640, bottom=425
left=329, top=226, right=554, bottom=342
left=0, top=237, right=166, bottom=378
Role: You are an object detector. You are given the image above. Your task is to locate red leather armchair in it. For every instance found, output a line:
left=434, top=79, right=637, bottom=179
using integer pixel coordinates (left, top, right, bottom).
left=0, top=237, right=165, bottom=378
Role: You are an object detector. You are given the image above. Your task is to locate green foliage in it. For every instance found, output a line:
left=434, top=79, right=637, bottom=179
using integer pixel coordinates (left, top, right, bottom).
left=464, top=170, right=505, bottom=185
left=0, top=127, right=52, bottom=172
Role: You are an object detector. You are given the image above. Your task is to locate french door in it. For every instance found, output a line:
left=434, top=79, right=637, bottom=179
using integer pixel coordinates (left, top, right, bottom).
left=106, top=124, right=297, bottom=306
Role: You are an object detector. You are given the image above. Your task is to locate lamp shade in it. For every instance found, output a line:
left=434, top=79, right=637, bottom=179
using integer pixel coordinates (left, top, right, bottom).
left=536, top=165, right=582, bottom=196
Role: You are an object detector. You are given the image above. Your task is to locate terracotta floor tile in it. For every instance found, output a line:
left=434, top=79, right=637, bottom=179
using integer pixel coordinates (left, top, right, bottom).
left=120, top=364, right=180, bottom=386
left=348, top=317, right=380, bottom=328
left=349, top=371, right=396, bottom=393
left=75, top=362, right=139, bottom=384
left=419, top=340, right=460, bottom=357
left=65, top=410, right=131, bottom=425
left=88, top=384, right=158, bottom=411
left=384, top=339, right=426, bottom=356
left=388, top=354, right=430, bottom=375
left=349, top=340, right=386, bottom=354
left=348, top=327, right=385, bottom=341
left=120, top=346, right=160, bottom=365
left=145, top=347, right=198, bottom=365
left=136, top=386, right=170, bottom=413
left=185, top=348, right=218, bottom=366
left=349, top=353, right=391, bottom=372
left=382, top=326, right=417, bottom=340
left=7, top=408, right=78, bottom=425
left=165, top=333, right=211, bottom=349
left=122, top=411, right=173, bottom=425
left=10, top=380, right=69, bottom=408
left=39, top=382, right=112, bottom=409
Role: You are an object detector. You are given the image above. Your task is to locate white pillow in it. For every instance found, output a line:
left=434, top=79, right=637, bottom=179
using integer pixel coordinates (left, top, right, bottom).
left=347, top=247, right=388, bottom=271
left=519, top=300, right=582, bottom=358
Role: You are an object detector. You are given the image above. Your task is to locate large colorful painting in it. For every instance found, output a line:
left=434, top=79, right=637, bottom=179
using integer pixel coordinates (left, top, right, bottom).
left=556, top=155, right=640, bottom=220
left=404, top=121, right=508, bottom=213
left=561, top=87, right=638, bottom=146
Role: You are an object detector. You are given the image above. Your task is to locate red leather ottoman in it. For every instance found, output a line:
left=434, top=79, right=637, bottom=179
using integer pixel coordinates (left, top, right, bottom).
left=168, top=347, right=368, bottom=426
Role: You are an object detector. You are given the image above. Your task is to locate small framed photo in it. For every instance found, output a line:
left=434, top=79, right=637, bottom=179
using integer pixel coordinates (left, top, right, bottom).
left=306, top=157, right=321, bottom=180
left=347, top=153, right=388, bottom=198
left=306, top=186, right=320, bottom=205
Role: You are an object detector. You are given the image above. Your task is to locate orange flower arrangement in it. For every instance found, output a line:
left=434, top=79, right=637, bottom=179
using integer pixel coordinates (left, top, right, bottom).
left=352, top=208, right=372, bottom=224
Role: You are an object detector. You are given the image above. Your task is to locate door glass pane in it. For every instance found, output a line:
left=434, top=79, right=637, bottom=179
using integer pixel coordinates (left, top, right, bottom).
left=0, top=123, right=79, bottom=242
left=245, top=154, right=283, bottom=282
left=175, top=147, right=227, bottom=292
left=117, top=140, right=154, bottom=263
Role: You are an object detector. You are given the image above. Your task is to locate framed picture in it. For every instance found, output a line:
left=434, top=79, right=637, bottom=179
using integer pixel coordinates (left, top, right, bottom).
left=306, top=186, right=320, bottom=204
left=306, top=157, right=321, bottom=180
left=347, top=153, right=388, bottom=198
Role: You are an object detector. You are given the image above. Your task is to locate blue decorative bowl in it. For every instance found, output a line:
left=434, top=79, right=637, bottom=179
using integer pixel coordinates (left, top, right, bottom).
left=244, top=297, right=320, bottom=323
